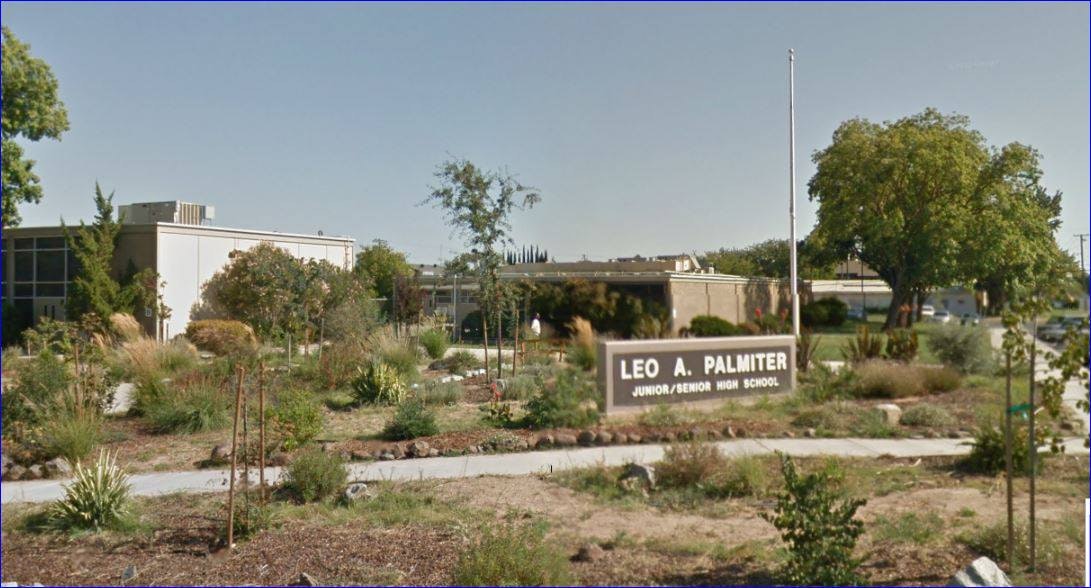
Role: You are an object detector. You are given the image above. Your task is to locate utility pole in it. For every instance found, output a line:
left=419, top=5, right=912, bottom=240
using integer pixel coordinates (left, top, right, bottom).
left=788, top=48, right=800, bottom=336
left=1077, top=233, right=1089, bottom=292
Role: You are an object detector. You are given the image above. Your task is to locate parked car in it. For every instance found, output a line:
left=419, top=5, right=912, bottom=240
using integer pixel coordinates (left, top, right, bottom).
left=931, top=310, right=951, bottom=324
left=846, top=306, right=867, bottom=320
left=960, top=312, right=981, bottom=326
left=1039, top=316, right=1086, bottom=342
left=920, top=304, right=935, bottom=318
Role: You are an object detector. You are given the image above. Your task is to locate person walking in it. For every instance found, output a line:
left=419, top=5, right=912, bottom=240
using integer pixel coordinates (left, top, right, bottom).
left=530, top=313, right=542, bottom=339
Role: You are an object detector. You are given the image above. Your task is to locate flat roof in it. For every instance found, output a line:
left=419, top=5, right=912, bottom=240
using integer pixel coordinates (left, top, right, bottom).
left=4, top=222, right=355, bottom=244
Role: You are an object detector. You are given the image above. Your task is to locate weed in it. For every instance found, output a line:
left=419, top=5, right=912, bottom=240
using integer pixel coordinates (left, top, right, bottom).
left=382, top=399, right=438, bottom=440
left=145, top=376, right=232, bottom=434
left=267, top=387, right=324, bottom=451
left=521, top=369, right=599, bottom=429
left=871, top=511, right=943, bottom=544
left=453, top=521, right=573, bottom=586
left=899, top=404, right=954, bottom=427
left=416, top=379, right=463, bottom=406
left=282, top=449, right=347, bottom=503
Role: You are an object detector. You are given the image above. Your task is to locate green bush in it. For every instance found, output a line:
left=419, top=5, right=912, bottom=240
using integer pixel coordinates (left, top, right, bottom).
left=964, top=423, right=1037, bottom=475
left=853, top=361, right=925, bottom=398
left=842, top=325, right=884, bottom=363
left=872, top=511, right=944, bottom=544
left=184, top=320, right=257, bottom=356
left=928, top=324, right=994, bottom=374
left=658, top=441, right=727, bottom=488
left=959, top=517, right=1065, bottom=569
left=762, top=453, right=866, bottom=585
left=796, top=331, right=820, bottom=372
left=688, top=315, right=742, bottom=337
left=919, top=366, right=962, bottom=392
left=2, top=350, right=71, bottom=436
left=502, top=373, right=544, bottom=401
left=418, top=329, right=450, bottom=361
left=226, top=500, right=274, bottom=541
left=268, top=388, right=324, bottom=451
left=282, top=449, right=347, bottom=503
left=42, top=411, right=103, bottom=465
left=416, top=379, right=463, bottom=406
left=521, top=369, right=600, bottom=429
left=312, top=340, right=371, bottom=390
left=792, top=405, right=849, bottom=432
left=801, top=298, right=848, bottom=328
left=145, top=377, right=232, bottom=434
left=378, top=339, right=421, bottom=382
left=48, top=450, right=132, bottom=532
left=382, top=399, right=438, bottom=440
left=796, top=363, right=855, bottom=403
left=899, top=404, right=954, bottom=427
left=885, top=329, right=919, bottom=362
left=131, top=376, right=168, bottom=416
left=351, top=362, right=408, bottom=405
left=443, top=350, right=482, bottom=374
left=452, top=522, right=573, bottom=586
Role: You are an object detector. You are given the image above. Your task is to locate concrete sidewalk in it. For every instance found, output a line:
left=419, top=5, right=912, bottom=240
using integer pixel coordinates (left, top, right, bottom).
left=4, top=436, right=1087, bottom=505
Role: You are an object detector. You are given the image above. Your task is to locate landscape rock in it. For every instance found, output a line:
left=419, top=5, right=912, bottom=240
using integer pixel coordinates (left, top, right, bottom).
left=661, top=432, right=677, bottom=443
left=873, top=403, right=903, bottom=426
left=613, top=432, right=629, bottom=444
left=291, top=572, right=321, bottom=586
left=707, top=429, right=721, bottom=440
left=349, top=450, right=370, bottom=461
left=784, top=431, right=795, bottom=438
left=341, top=481, right=372, bottom=503
left=379, top=451, right=395, bottom=461
left=466, top=445, right=479, bottom=454
left=390, top=445, right=406, bottom=459
left=734, top=427, right=747, bottom=438
left=428, top=448, right=440, bottom=457
left=121, top=564, right=138, bottom=582
left=804, top=428, right=816, bottom=438
left=44, top=457, right=72, bottom=478
left=571, top=543, right=605, bottom=563
left=594, top=431, right=613, bottom=445
left=534, top=434, right=554, bottom=449
left=618, top=462, right=656, bottom=489
left=554, top=433, right=578, bottom=447
left=688, top=428, right=705, bottom=440
left=721, top=425, right=736, bottom=438
left=24, top=465, right=43, bottom=480
left=268, top=452, right=290, bottom=467
left=628, top=433, right=642, bottom=443
left=949, top=557, right=1011, bottom=587
left=407, top=440, right=431, bottom=458
left=5, top=464, right=27, bottom=481
left=947, top=430, right=961, bottom=439
left=577, top=430, right=596, bottom=446
left=210, top=444, right=232, bottom=463
left=1, top=454, right=11, bottom=473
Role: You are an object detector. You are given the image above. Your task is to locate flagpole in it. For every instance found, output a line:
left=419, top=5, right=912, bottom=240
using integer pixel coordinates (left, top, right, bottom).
left=788, top=48, right=800, bottom=337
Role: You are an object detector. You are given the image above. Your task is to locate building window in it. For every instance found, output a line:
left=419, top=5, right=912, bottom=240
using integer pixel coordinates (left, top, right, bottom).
left=14, top=251, right=33, bottom=281
left=13, top=238, right=34, bottom=250
left=36, top=283, right=65, bottom=297
left=14, top=284, right=33, bottom=297
left=36, top=250, right=65, bottom=282
left=36, top=237, right=65, bottom=249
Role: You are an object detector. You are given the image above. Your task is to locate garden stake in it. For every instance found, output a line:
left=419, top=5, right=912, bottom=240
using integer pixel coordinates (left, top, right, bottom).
left=227, top=365, right=245, bottom=550
left=1004, top=350, right=1013, bottom=567
left=259, top=362, right=266, bottom=504
left=1028, top=315, right=1037, bottom=572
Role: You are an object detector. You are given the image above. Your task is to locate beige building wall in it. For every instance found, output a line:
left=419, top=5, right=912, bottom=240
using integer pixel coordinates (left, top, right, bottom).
left=668, top=278, right=791, bottom=334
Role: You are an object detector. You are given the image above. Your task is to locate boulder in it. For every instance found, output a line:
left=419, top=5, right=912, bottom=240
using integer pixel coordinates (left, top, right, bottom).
left=594, top=431, right=613, bottom=445
left=379, top=451, right=395, bottom=461
left=577, top=430, right=596, bottom=446
left=571, top=543, right=605, bottom=563
left=734, top=427, right=747, bottom=438
left=341, top=481, right=372, bottom=503
left=613, top=432, right=629, bottom=444
left=947, top=430, right=962, bottom=439
left=44, top=457, right=72, bottom=478
left=660, top=431, right=677, bottom=443
left=534, top=434, right=555, bottom=449
left=5, top=464, right=26, bottom=481
left=554, top=433, right=578, bottom=447
left=349, top=450, right=370, bottom=462
left=121, top=564, right=138, bottom=582
left=24, top=465, right=43, bottom=480
left=209, top=444, right=232, bottom=463
left=628, top=433, right=642, bottom=444
left=688, top=428, right=705, bottom=441
left=428, top=448, right=440, bottom=457
left=803, top=428, right=816, bottom=438
left=465, top=445, right=479, bottom=454
left=1, top=454, right=12, bottom=473
left=949, top=557, right=1011, bottom=587
left=390, top=445, right=406, bottom=459
left=873, top=403, right=902, bottom=426
left=721, top=425, right=736, bottom=439
left=618, top=463, right=656, bottom=490
left=707, top=429, right=721, bottom=440
left=407, top=440, right=431, bottom=458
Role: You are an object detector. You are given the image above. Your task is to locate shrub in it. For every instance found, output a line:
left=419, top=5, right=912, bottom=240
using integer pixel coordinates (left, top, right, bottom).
left=792, top=405, right=849, bottom=432
left=762, top=453, right=866, bottom=586
left=500, top=373, right=542, bottom=401
left=738, top=321, right=762, bottom=335
left=801, top=298, right=848, bottom=328
left=928, top=324, right=994, bottom=374
left=851, top=409, right=895, bottom=438
left=131, top=376, right=168, bottom=416
left=885, top=328, right=919, bottom=362
left=184, top=320, right=257, bottom=356
left=452, top=522, right=573, bottom=586
left=418, top=329, right=450, bottom=360
left=796, top=363, right=855, bottom=403
left=688, top=315, right=741, bottom=337
left=115, top=337, right=199, bottom=383
left=658, top=441, right=727, bottom=488
left=443, top=350, right=482, bottom=374
left=351, top=362, right=408, bottom=405
left=853, top=361, right=925, bottom=398
left=567, top=317, right=597, bottom=371
left=899, top=403, right=954, bottom=427
left=42, top=411, right=103, bottom=465
left=314, top=340, right=370, bottom=390
left=639, top=403, right=686, bottom=427
left=282, top=449, right=347, bottom=503
left=377, top=336, right=421, bottom=382
left=2, top=350, right=71, bottom=436
left=226, top=500, right=274, bottom=541
left=796, top=331, right=820, bottom=372
left=872, top=511, right=944, bottom=545
left=959, top=517, right=1064, bottom=569
left=713, top=454, right=772, bottom=498
left=964, top=423, right=1037, bottom=475
left=521, top=369, right=600, bottom=429
left=842, top=325, right=884, bottom=363
left=919, top=366, right=961, bottom=393
left=48, top=450, right=132, bottom=532
left=145, top=377, right=232, bottom=434
left=382, top=399, right=438, bottom=440
left=268, top=388, right=324, bottom=451
left=416, top=380, right=463, bottom=406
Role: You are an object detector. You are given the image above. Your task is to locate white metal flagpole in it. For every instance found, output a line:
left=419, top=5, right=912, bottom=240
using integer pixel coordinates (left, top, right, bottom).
left=788, top=49, right=800, bottom=337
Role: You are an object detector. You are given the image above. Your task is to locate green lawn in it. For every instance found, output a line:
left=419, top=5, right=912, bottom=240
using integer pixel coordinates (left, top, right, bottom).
left=809, top=316, right=942, bottom=364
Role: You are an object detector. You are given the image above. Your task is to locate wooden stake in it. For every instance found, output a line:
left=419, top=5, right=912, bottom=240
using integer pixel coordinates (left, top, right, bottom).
left=1004, top=351, right=1014, bottom=567
left=227, top=366, right=245, bottom=550
left=512, top=308, right=518, bottom=378
left=258, top=362, right=266, bottom=504
left=1028, top=317, right=1038, bottom=572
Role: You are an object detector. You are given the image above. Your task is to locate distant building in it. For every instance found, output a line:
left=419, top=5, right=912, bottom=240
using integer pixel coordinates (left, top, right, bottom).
left=2, top=200, right=354, bottom=340
left=810, top=280, right=985, bottom=316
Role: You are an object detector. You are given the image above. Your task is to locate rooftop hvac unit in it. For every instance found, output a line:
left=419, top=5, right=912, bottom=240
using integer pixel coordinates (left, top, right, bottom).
left=119, top=201, right=215, bottom=225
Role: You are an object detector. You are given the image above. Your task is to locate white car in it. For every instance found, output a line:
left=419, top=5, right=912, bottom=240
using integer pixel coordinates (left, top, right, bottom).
left=920, top=305, right=935, bottom=318
left=960, top=312, right=981, bottom=326
left=931, top=310, right=951, bottom=324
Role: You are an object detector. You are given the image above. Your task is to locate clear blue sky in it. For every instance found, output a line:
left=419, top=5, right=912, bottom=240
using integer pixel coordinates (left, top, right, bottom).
left=3, top=2, right=1089, bottom=264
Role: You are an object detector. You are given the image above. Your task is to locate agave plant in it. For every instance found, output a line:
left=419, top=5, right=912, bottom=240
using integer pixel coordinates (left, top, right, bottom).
left=49, top=449, right=132, bottom=531
left=350, top=362, right=407, bottom=405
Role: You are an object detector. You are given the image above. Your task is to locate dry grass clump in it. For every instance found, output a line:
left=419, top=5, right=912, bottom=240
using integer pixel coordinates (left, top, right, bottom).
left=109, top=313, right=143, bottom=343
left=852, top=361, right=962, bottom=399
left=567, top=317, right=596, bottom=371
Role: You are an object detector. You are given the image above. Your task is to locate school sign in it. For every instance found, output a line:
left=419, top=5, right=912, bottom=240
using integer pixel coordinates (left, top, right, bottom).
left=597, top=335, right=795, bottom=413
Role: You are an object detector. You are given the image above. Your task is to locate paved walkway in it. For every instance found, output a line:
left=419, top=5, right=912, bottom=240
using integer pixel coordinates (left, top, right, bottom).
left=4, top=436, right=1087, bottom=505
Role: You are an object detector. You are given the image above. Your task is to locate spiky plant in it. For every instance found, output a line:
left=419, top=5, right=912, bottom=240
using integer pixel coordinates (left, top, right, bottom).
left=49, top=449, right=132, bottom=531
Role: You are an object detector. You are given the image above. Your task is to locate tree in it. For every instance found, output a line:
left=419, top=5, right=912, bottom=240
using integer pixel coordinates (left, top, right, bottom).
left=64, top=184, right=148, bottom=329
left=425, top=158, right=540, bottom=381
left=354, top=239, right=413, bottom=313
left=201, top=242, right=303, bottom=340
left=2, top=27, right=70, bottom=227
left=808, top=108, right=1064, bottom=328
left=703, top=238, right=836, bottom=279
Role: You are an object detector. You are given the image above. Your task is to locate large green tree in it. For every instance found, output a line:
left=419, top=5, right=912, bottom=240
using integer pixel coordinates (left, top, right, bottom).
left=808, top=108, right=1064, bottom=328
left=2, top=27, right=69, bottom=227
left=703, top=238, right=836, bottom=279
left=425, top=158, right=540, bottom=380
left=64, top=184, right=144, bottom=328
left=354, top=239, right=413, bottom=312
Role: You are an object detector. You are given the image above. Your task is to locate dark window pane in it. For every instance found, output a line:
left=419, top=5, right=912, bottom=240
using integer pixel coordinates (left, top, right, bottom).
left=14, top=284, right=33, bottom=296
left=14, top=238, right=34, bottom=250
left=36, top=283, right=65, bottom=297
left=35, top=237, right=65, bottom=249
left=14, top=251, right=33, bottom=281
left=66, top=250, right=80, bottom=280
left=36, top=250, right=65, bottom=281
